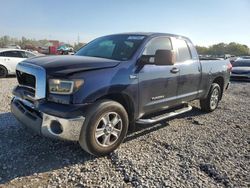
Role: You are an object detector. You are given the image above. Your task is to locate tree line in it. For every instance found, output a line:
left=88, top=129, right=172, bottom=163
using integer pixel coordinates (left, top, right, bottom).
left=196, top=42, right=250, bottom=56
left=0, top=35, right=85, bottom=51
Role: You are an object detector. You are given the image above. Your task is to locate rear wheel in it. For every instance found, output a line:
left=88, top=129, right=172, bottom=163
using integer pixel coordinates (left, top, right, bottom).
left=0, top=65, right=8, bottom=78
left=79, top=100, right=129, bottom=156
left=200, top=83, right=221, bottom=112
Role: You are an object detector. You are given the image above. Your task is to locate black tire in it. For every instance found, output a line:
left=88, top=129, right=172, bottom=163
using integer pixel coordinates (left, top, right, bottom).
left=0, top=65, right=8, bottom=78
left=79, top=100, right=129, bottom=156
left=200, top=83, right=221, bottom=112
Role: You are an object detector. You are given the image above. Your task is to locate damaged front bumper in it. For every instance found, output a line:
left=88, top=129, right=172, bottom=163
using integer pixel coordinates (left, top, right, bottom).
left=11, top=97, right=85, bottom=141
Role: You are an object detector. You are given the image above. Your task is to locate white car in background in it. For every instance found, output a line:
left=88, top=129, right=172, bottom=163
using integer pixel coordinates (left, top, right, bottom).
left=0, top=49, right=41, bottom=78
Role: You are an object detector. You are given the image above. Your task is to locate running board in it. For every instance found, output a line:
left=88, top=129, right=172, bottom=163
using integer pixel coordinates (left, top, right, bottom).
left=136, top=105, right=192, bottom=124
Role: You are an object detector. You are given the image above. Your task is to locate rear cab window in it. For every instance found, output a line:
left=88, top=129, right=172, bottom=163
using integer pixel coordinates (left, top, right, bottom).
left=174, top=38, right=192, bottom=62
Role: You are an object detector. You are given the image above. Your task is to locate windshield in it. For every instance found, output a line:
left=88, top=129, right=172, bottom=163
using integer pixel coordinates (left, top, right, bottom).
left=75, top=35, right=146, bottom=61
left=232, top=60, right=250, bottom=67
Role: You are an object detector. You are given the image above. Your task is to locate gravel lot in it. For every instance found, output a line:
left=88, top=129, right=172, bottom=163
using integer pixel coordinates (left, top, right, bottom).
left=0, top=78, right=249, bottom=187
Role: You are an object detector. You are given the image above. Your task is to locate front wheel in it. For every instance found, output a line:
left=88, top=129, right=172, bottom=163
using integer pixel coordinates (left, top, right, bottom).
left=0, top=65, right=8, bottom=78
left=200, top=83, right=221, bottom=112
left=79, top=100, right=129, bottom=156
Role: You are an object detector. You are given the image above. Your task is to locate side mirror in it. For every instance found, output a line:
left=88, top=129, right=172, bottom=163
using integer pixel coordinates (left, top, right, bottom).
left=155, top=50, right=175, bottom=66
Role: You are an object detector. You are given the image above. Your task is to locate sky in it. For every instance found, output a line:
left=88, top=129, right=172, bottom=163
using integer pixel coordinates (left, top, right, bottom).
left=0, top=0, right=250, bottom=47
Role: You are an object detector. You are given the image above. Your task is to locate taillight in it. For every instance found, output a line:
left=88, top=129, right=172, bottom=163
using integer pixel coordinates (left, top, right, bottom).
left=227, top=63, right=232, bottom=72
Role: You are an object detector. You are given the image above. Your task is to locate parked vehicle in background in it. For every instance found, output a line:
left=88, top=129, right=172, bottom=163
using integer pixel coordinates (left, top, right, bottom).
left=237, top=56, right=250, bottom=60
left=57, top=44, right=74, bottom=55
left=5, top=44, right=21, bottom=49
left=231, top=59, right=250, bottom=80
left=11, top=33, right=231, bottom=156
left=0, top=49, right=41, bottom=78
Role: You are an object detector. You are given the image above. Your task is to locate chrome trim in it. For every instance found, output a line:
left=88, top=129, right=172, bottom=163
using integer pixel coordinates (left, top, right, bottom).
left=16, top=62, right=46, bottom=99
left=19, top=84, right=36, bottom=91
left=129, top=75, right=138, bottom=79
left=137, top=105, right=192, bottom=124
left=42, top=113, right=85, bottom=141
left=12, top=97, right=85, bottom=141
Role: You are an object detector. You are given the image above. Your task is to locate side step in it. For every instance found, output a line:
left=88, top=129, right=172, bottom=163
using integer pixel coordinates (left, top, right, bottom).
left=136, top=104, right=192, bottom=124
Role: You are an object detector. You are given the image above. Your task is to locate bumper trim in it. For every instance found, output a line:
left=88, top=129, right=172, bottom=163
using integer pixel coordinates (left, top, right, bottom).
left=11, top=98, right=85, bottom=141
left=42, top=113, right=85, bottom=141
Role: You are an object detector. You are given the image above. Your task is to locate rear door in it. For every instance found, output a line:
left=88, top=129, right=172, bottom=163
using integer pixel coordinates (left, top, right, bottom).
left=138, top=37, right=179, bottom=115
left=172, top=38, right=202, bottom=102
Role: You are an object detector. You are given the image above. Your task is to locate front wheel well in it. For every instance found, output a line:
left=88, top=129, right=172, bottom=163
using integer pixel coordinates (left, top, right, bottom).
left=212, top=77, right=224, bottom=100
left=96, top=93, right=135, bottom=123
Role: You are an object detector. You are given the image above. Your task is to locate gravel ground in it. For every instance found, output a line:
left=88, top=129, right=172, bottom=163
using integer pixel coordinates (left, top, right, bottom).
left=0, top=77, right=249, bottom=188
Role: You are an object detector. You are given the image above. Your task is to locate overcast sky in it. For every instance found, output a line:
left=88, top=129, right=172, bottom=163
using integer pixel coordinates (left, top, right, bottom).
left=1, top=0, right=250, bottom=47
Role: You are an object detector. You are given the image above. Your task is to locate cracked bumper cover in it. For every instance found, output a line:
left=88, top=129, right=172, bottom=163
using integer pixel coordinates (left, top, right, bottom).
left=11, top=97, right=85, bottom=141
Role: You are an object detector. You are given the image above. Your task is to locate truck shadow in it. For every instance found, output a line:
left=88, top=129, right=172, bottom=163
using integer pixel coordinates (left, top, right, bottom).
left=0, top=112, right=95, bottom=185
left=126, top=106, right=206, bottom=142
left=0, top=106, right=204, bottom=184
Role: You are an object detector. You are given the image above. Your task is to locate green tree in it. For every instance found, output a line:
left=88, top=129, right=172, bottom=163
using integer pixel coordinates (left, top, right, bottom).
left=226, top=42, right=249, bottom=56
left=196, top=46, right=209, bottom=55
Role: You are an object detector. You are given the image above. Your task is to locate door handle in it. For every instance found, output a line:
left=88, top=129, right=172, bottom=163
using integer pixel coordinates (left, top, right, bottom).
left=170, top=67, right=179, bottom=74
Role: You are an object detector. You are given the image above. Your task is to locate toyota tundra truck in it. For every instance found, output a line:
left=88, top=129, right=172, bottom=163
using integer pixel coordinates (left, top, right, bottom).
left=11, top=33, right=231, bottom=156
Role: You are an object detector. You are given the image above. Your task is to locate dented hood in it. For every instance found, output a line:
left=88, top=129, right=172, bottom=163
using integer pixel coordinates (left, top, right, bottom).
left=24, top=55, right=120, bottom=76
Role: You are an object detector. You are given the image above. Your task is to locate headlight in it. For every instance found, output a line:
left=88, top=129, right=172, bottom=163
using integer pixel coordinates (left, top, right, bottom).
left=49, top=79, right=84, bottom=94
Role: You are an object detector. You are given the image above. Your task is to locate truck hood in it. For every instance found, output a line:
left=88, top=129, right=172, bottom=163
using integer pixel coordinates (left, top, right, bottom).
left=24, top=55, right=121, bottom=76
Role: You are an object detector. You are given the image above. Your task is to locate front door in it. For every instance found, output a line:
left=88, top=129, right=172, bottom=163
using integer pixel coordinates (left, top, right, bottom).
left=138, top=37, right=179, bottom=117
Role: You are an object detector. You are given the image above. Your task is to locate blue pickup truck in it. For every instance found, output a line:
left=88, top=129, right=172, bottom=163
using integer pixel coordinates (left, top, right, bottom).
left=11, top=33, right=231, bottom=156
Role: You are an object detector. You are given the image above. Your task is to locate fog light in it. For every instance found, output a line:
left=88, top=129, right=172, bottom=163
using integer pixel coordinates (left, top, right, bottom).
left=50, top=120, right=63, bottom=134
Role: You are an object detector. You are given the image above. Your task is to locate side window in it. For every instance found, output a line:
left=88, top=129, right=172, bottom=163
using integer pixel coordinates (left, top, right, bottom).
left=20, top=51, right=28, bottom=58
left=25, top=52, right=36, bottom=58
left=0, top=52, right=5, bottom=57
left=175, top=39, right=191, bottom=62
left=143, top=37, right=172, bottom=56
left=20, top=51, right=35, bottom=58
left=4, top=51, right=23, bottom=58
left=187, top=41, right=198, bottom=60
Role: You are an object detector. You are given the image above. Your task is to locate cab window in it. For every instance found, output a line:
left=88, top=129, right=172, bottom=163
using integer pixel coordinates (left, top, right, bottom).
left=143, top=37, right=172, bottom=56
left=175, top=39, right=191, bottom=62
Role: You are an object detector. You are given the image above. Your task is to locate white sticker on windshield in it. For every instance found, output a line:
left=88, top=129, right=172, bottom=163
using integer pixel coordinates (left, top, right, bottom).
left=127, top=36, right=145, bottom=40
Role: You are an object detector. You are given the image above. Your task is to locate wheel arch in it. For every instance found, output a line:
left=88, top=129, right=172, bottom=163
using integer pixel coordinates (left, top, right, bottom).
left=96, top=93, right=135, bottom=123
left=0, top=64, right=9, bottom=77
left=212, top=76, right=224, bottom=100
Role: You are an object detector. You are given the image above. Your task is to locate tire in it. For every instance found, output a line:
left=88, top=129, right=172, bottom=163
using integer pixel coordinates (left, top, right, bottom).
left=0, top=65, right=8, bottom=78
left=79, top=100, right=129, bottom=156
left=200, top=83, right=221, bottom=112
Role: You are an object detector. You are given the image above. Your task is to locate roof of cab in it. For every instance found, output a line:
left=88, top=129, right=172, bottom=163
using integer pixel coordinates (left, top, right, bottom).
left=109, top=32, right=191, bottom=41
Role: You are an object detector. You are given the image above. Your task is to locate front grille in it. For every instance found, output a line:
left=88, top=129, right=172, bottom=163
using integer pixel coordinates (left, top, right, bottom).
left=15, top=62, right=46, bottom=99
left=17, top=70, right=36, bottom=89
